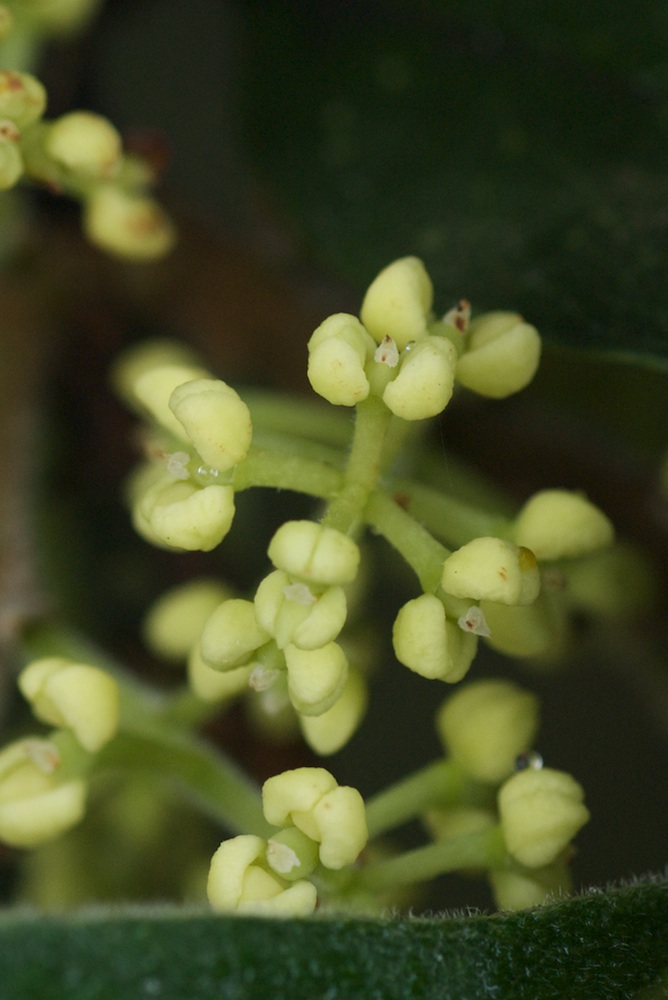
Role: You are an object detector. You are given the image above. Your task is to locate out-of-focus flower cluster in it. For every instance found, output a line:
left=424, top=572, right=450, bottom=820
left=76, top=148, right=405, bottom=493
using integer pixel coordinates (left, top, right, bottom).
left=0, top=7, right=174, bottom=258
left=0, top=657, right=119, bottom=847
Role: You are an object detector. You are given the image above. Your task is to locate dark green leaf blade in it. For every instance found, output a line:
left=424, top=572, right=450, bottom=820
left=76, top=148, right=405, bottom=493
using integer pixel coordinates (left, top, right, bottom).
left=239, top=2, right=668, bottom=366
left=0, top=878, right=665, bottom=1000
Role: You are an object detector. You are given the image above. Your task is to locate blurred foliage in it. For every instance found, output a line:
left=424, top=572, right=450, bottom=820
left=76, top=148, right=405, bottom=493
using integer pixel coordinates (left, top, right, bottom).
left=234, top=0, right=668, bottom=365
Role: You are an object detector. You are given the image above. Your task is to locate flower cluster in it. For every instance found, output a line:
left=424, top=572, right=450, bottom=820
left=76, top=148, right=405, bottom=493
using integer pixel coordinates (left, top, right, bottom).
left=193, top=520, right=367, bottom=752
left=114, top=341, right=252, bottom=552
left=207, top=767, right=367, bottom=915
left=0, top=657, right=119, bottom=847
left=307, top=257, right=541, bottom=419
left=0, top=9, right=173, bottom=259
left=432, top=679, right=589, bottom=910
left=38, top=252, right=608, bottom=917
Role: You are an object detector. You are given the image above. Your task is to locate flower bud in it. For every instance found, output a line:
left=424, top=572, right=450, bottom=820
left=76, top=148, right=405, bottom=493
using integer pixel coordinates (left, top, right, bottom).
left=262, top=767, right=367, bottom=869
left=187, top=643, right=253, bottom=702
left=0, top=71, right=46, bottom=129
left=299, top=668, right=367, bottom=755
left=284, top=641, right=348, bottom=716
left=307, top=314, right=373, bottom=405
left=18, top=658, right=119, bottom=753
left=480, top=589, right=568, bottom=660
left=490, top=856, right=573, bottom=911
left=498, top=767, right=590, bottom=868
left=436, top=679, right=540, bottom=784
left=110, top=340, right=204, bottom=413
left=382, top=335, right=457, bottom=420
left=310, top=785, right=368, bottom=869
left=513, top=489, right=614, bottom=561
left=392, top=593, right=477, bottom=682
left=134, top=475, right=235, bottom=552
left=132, top=362, right=210, bottom=437
left=456, top=312, right=541, bottom=398
left=268, top=521, right=360, bottom=586
left=45, top=111, right=122, bottom=177
left=360, top=257, right=433, bottom=348
left=263, top=767, right=338, bottom=827
left=561, top=542, right=654, bottom=618
left=199, top=598, right=269, bottom=670
left=20, top=0, right=102, bottom=35
left=441, top=537, right=540, bottom=606
left=254, top=570, right=347, bottom=650
left=0, top=739, right=86, bottom=848
left=83, top=185, right=176, bottom=260
left=169, top=378, right=252, bottom=472
left=207, top=834, right=317, bottom=916
left=142, top=578, right=231, bottom=662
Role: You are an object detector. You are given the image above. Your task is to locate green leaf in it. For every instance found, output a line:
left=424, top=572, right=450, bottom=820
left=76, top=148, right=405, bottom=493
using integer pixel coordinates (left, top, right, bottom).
left=239, top=2, right=668, bottom=366
left=0, top=878, right=665, bottom=999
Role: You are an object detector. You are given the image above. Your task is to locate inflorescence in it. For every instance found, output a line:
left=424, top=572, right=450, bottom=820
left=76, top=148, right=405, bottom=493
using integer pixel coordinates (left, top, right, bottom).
left=7, top=253, right=629, bottom=916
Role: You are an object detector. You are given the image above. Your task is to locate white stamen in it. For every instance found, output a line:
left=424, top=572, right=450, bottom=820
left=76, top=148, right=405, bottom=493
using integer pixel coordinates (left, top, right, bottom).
left=23, top=739, right=60, bottom=774
left=283, top=582, right=317, bottom=606
left=166, top=451, right=190, bottom=479
left=443, top=299, right=471, bottom=333
left=457, top=606, right=491, bottom=637
left=249, top=665, right=281, bottom=692
left=374, top=335, right=399, bottom=368
left=266, top=839, right=300, bottom=874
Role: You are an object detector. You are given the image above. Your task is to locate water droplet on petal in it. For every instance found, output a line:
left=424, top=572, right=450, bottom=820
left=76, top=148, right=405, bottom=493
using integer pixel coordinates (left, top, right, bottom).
left=514, top=750, right=544, bottom=772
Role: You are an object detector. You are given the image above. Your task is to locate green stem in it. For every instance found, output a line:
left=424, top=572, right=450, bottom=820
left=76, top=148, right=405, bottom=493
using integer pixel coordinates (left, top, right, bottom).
left=244, top=392, right=354, bottom=449
left=96, top=727, right=270, bottom=838
left=359, top=825, right=507, bottom=891
left=0, top=27, right=40, bottom=73
left=365, top=759, right=466, bottom=838
left=19, top=620, right=268, bottom=837
left=394, top=479, right=512, bottom=547
left=322, top=395, right=393, bottom=534
left=365, top=490, right=450, bottom=592
left=233, top=446, right=342, bottom=498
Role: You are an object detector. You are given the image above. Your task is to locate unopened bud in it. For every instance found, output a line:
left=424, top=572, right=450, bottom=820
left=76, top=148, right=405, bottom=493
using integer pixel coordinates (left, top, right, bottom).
left=382, top=335, right=457, bottom=420
left=268, top=521, right=360, bottom=586
left=284, top=641, right=348, bottom=716
left=498, top=767, right=590, bottom=868
left=436, top=679, right=540, bottom=784
left=360, top=257, right=433, bottom=348
left=83, top=185, right=176, bottom=260
left=134, top=475, right=235, bottom=552
left=199, top=598, right=269, bottom=670
left=18, top=658, right=119, bottom=753
left=299, top=668, right=367, bottom=755
left=513, top=489, right=614, bottom=561
left=169, top=378, right=252, bottom=472
left=456, top=311, right=541, bottom=398
left=45, top=111, right=122, bottom=177
left=392, top=593, right=476, bottom=682
left=207, top=834, right=317, bottom=916
left=143, top=578, right=231, bottom=662
left=0, top=71, right=46, bottom=129
left=0, top=739, right=86, bottom=848
left=442, top=537, right=540, bottom=605
left=307, top=313, right=373, bottom=406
